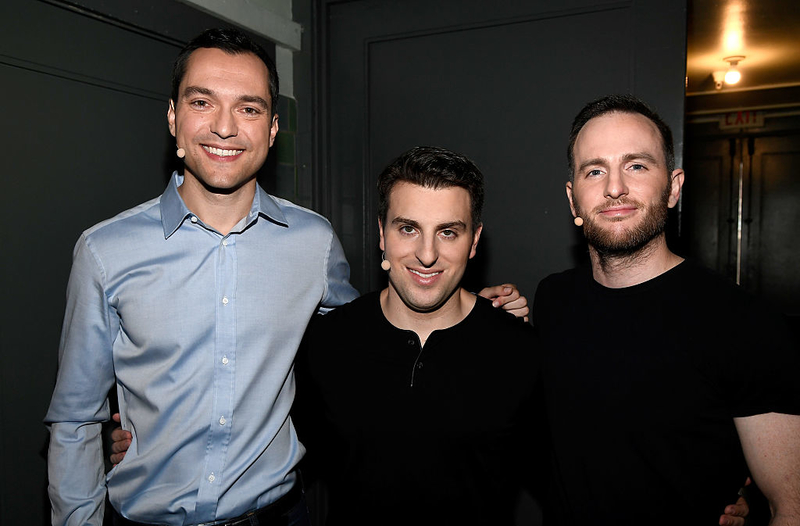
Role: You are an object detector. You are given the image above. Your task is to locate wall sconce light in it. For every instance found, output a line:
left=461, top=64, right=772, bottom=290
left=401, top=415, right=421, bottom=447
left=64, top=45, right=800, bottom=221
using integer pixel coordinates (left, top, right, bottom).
left=723, top=55, right=745, bottom=85
left=712, top=71, right=726, bottom=90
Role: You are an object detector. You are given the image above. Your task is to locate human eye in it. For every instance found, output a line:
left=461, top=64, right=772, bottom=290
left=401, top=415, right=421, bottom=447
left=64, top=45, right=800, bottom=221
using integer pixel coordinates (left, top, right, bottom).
left=189, top=99, right=210, bottom=110
left=440, top=229, right=457, bottom=239
left=628, top=163, right=647, bottom=172
left=241, top=106, right=263, bottom=116
left=399, top=225, right=416, bottom=236
left=586, top=168, right=604, bottom=178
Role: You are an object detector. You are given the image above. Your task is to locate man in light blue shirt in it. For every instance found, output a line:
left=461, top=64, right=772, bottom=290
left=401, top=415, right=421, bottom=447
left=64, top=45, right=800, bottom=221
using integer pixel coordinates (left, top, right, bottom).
left=45, top=28, right=524, bottom=526
left=45, top=28, right=357, bottom=526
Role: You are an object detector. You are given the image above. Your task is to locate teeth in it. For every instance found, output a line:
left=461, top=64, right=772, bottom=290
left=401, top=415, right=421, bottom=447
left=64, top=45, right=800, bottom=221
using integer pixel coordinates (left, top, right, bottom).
left=410, top=269, right=440, bottom=278
left=203, top=146, right=243, bottom=157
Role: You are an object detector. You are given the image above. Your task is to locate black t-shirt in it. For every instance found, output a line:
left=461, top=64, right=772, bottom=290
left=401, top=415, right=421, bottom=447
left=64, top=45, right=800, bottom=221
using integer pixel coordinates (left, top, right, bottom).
left=533, top=260, right=800, bottom=525
left=294, top=291, right=542, bottom=526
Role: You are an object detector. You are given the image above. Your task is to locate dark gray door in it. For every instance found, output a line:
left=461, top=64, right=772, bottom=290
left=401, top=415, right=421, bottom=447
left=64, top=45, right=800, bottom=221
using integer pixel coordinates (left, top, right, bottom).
left=683, top=121, right=800, bottom=321
left=317, top=0, right=688, bottom=300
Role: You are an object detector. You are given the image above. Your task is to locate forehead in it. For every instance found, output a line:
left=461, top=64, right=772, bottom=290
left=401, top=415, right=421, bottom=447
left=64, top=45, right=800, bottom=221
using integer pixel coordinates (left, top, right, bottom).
left=386, top=182, right=472, bottom=223
left=574, top=111, right=663, bottom=163
left=181, top=47, right=271, bottom=100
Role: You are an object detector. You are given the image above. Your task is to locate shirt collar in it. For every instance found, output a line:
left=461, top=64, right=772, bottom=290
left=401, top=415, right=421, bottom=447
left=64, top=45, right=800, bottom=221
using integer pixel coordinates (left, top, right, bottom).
left=160, top=172, right=289, bottom=238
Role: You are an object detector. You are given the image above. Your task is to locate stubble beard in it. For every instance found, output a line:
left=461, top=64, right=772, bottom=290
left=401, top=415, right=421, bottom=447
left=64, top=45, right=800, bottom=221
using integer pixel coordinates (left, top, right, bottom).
left=576, top=182, right=672, bottom=262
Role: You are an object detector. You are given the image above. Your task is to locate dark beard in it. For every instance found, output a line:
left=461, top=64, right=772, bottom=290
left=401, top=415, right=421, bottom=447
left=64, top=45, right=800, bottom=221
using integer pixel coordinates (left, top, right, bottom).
left=577, top=182, right=671, bottom=258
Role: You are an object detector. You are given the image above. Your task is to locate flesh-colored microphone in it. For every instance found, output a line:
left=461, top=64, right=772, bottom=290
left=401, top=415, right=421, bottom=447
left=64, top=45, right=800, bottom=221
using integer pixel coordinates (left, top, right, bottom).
left=176, top=147, right=186, bottom=159
left=574, top=217, right=584, bottom=227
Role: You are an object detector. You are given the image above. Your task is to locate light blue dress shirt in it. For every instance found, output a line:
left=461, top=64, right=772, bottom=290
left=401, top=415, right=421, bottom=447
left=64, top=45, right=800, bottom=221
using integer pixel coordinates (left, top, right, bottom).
left=45, top=172, right=359, bottom=526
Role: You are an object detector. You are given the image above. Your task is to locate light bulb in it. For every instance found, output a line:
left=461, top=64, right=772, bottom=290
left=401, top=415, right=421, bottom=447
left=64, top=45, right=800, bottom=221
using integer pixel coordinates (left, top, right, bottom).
left=724, top=67, right=741, bottom=84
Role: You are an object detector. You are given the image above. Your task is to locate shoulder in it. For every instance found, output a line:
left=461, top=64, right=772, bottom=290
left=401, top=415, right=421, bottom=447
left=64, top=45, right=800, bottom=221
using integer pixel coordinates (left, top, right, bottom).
left=267, top=194, right=335, bottom=232
left=464, top=297, right=539, bottom=375
left=470, top=296, right=536, bottom=343
left=79, top=196, right=162, bottom=251
left=308, top=292, right=378, bottom=334
left=536, top=266, right=585, bottom=296
left=533, top=266, right=586, bottom=314
left=670, top=260, right=757, bottom=310
left=301, top=292, right=379, bottom=367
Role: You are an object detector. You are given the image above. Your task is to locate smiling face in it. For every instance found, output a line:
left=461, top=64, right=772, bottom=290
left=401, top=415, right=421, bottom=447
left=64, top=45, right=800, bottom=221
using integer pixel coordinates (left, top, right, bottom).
left=379, top=182, right=482, bottom=315
left=167, top=47, right=278, bottom=196
left=566, top=111, right=683, bottom=256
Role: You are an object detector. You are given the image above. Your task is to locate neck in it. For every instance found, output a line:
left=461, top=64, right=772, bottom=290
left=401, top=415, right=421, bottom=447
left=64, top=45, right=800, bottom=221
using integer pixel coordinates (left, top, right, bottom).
left=380, top=287, right=476, bottom=345
left=589, top=234, right=684, bottom=288
left=178, top=175, right=256, bottom=235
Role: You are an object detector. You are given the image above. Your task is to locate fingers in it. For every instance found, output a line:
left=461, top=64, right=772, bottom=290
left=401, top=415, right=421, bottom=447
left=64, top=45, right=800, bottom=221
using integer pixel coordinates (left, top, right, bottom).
left=718, top=514, right=745, bottom=526
left=729, top=495, right=749, bottom=517
left=110, top=426, right=132, bottom=466
left=477, top=284, right=529, bottom=321
left=718, top=495, right=749, bottom=526
left=477, top=285, right=513, bottom=301
left=110, top=427, right=132, bottom=445
left=493, top=287, right=521, bottom=305
left=109, top=433, right=131, bottom=467
left=110, top=436, right=132, bottom=454
left=109, top=414, right=131, bottom=466
left=110, top=451, right=127, bottom=466
left=501, top=300, right=530, bottom=321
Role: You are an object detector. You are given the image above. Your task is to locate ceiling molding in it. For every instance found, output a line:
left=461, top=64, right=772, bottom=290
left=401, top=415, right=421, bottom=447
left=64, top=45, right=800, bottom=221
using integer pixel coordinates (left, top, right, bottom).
left=176, top=0, right=302, bottom=51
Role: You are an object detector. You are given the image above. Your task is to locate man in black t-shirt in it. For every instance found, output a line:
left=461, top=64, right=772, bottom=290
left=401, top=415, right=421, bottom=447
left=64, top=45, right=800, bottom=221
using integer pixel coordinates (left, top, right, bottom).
left=293, top=146, right=539, bottom=525
left=534, top=94, right=800, bottom=525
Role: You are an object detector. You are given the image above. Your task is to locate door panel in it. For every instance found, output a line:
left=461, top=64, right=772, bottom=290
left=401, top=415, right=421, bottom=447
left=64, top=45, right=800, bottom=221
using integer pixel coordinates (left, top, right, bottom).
left=682, top=137, right=736, bottom=274
left=684, top=125, right=800, bottom=319
left=750, top=136, right=800, bottom=316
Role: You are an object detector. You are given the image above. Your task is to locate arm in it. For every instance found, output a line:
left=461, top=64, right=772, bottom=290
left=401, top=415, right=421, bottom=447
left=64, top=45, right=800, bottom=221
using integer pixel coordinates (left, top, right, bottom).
left=477, top=284, right=529, bottom=321
left=45, top=235, right=116, bottom=526
left=735, top=413, right=800, bottom=525
left=319, top=228, right=360, bottom=313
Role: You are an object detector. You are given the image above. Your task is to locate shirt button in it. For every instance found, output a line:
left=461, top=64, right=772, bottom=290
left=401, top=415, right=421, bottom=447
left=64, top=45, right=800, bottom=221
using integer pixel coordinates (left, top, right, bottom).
left=407, top=339, right=415, bottom=346
left=208, top=473, right=215, bottom=483
left=222, top=297, right=229, bottom=305
left=190, top=216, right=198, bottom=223
left=222, top=239, right=228, bottom=246
left=219, top=416, right=226, bottom=425
left=416, top=362, right=424, bottom=369
left=222, top=356, right=229, bottom=365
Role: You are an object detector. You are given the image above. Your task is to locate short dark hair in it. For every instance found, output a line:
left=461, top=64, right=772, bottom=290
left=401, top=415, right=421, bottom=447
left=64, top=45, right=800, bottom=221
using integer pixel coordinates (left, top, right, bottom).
left=171, top=28, right=279, bottom=116
left=378, top=146, right=484, bottom=230
left=567, top=94, right=675, bottom=181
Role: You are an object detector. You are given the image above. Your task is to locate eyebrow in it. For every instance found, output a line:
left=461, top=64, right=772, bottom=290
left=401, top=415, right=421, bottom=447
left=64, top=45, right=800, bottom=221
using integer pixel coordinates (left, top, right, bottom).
left=182, top=86, right=270, bottom=109
left=391, top=217, right=468, bottom=231
left=577, top=151, right=660, bottom=173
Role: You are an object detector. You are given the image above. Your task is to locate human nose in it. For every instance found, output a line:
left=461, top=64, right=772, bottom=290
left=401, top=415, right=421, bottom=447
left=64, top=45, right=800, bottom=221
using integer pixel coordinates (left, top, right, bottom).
left=604, top=167, right=629, bottom=199
left=416, top=235, right=438, bottom=267
left=210, top=107, right=238, bottom=139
